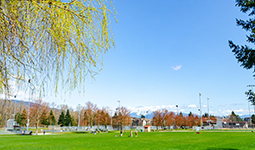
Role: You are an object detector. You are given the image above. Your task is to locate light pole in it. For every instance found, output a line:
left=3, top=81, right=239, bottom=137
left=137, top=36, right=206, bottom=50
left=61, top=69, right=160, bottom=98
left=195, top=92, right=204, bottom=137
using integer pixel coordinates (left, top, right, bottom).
left=117, top=100, right=120, bottom=110
left=199, top=93, right=203, bottom=128
left=117, top=100, right=120, bottom=130
left=175, top=105, right=178, bottom=129
left=247, top=85, right=255, bottom=127
left=13, top=95, right=16, bottom=120
left=207, top=97, right=210, bottom=129
left=110, top=109, right=113, bottom=126
left=52, top=104, right=56, bottom=135
left=248, top=101, right=252, bottom=127
left=6, top=113, right=8, bottom=126
left=27, top=79, right=31, bottom=131
left=176, top=105, right=178, bottom=116
left=77, top=104, right=81, bottom=130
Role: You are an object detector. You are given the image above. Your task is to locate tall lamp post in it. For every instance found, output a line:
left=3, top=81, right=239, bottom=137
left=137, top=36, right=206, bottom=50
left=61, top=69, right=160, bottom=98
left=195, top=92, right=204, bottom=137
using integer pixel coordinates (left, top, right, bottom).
left=247, top=85, right=255, bottom=127
left=13, top=95, right=16, bottom=120
left=117, top=100, right=120, bottom=130
left=248, top=101, right=251, bottom=127
left=199, top=93, right=203, bottom=128
left=6, top=113, right=8, bottom=127
left=77, top=104, right=81, bottom=130
left=52, top=105, right=56, bottom=135
left=176, top=105, right=178, bottom=116
left=110, top=109, right=113, bottom=126
left=117, top=100, right=120, bottom=110
left=207, top=97, right=210, bottom=129
left=27, top=79, right=31, bottom=131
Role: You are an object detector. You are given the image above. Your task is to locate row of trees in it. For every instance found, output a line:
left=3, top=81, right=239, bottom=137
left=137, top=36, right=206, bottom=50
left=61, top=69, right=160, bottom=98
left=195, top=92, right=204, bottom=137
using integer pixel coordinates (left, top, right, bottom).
left=152, top=109, right=217, bottom=128
left=78, top=101, right=131, bottom=128
left=0, top=99, right=132, bottom=133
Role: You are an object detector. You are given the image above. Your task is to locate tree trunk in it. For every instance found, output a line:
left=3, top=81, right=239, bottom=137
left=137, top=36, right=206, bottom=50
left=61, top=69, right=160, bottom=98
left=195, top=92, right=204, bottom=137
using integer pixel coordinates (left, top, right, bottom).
left=36, top=120, right=39, bottom=135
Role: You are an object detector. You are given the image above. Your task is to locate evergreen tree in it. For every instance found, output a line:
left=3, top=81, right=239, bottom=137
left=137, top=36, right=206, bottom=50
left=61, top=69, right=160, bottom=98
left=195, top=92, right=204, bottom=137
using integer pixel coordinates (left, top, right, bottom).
left=48, top=110, right=56, bottom=125
left=246, top=90, right=255, bottom=105
left=229, top=1, right=255, bottom=106
left=15, top=109, right=27, bottom=126
left=64, top=109, right=72, bottom=126
left=71, top=118, right=77, bottom=126
left=188, top=112, right=193, bottom=117
left=229, top=0, right=255, bottom=77
left=236, top=115, right=243, bottom=122
left=15, top=112, right=22, bottom=125
left=58, top=111, right=65, bottom=126
left=229, top=111, right=243, bottom=122
left=252, top=114, right=255, bottom=124
left=203, top=113, right=209, bottom=118
left=40, top=110, right=48, bottom=126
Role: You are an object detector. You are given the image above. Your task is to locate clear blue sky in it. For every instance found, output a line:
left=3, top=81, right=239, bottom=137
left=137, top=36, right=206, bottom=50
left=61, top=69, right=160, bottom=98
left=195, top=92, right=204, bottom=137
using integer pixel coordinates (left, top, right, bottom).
left=44, top=0, right=255, bottom=116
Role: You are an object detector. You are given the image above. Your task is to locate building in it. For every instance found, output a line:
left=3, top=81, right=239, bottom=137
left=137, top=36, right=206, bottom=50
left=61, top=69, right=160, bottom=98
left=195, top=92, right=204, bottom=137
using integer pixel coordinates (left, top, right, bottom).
left=131, top=117, right=151, bottom=126
left=222, top=118, right=248, bottom=128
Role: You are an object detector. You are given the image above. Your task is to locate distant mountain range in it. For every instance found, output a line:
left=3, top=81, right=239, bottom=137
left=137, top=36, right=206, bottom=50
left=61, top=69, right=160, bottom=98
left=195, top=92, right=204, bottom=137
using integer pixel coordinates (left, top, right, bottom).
left=129, top=110, right=189, bottom=119
left=129, top=109, right=251, bottom=119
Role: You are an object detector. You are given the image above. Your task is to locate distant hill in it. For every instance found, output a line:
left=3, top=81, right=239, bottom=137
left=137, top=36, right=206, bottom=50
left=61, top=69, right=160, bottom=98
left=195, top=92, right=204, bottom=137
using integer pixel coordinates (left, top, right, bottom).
left=1, top=99, right=29, bottom=105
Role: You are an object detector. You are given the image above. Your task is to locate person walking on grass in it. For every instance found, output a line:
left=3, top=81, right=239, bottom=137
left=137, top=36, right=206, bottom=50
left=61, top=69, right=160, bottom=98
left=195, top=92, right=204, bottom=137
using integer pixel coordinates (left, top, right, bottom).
left=135, top=130, right=138, bottom=137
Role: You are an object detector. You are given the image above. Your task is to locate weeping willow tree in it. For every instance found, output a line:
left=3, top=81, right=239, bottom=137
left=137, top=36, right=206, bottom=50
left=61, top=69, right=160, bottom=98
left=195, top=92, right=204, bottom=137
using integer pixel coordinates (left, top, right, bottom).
left=0, top=0, right=116, bottom=98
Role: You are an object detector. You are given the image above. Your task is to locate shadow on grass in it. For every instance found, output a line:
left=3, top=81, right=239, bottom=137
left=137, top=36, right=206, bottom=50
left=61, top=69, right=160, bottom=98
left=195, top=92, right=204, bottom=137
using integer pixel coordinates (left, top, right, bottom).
left=206, top=148, right=239, bottom=150
left=72, top=131, right=90, bottom=134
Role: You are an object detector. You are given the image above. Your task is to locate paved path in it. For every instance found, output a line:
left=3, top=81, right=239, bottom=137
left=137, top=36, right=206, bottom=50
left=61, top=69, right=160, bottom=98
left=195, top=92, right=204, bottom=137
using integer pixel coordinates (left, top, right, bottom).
left=0, top=129, right=15, bottom=134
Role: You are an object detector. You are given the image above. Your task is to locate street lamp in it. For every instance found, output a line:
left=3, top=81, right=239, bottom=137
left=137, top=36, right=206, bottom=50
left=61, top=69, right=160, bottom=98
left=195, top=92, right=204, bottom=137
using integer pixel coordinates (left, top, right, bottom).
left=27, top=79, right=31, bottom=131
left=247, top=84, right=255, bottom=127
left=207, top=97, right=210, bottom=129
left=117, top=100, right=120, bottom=110
left=248, top=101, right=252, bottom=127
left=176, top=105, right=178, bottom=116
left=77, top=104, right=81, bottom=129
left=110, top=109, right=113, bottom=126
left=117, top=100, right=121, bottom=130
left=6, top=112, right=8, bottom=121
left=13, top=95, right=16, bottom=120
left=199, top=93, right=203, bottom=128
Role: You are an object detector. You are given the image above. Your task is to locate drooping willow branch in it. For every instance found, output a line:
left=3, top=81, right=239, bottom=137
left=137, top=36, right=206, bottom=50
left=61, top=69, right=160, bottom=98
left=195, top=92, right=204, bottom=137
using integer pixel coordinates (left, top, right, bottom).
left=0, top=0, right=116, bottom=98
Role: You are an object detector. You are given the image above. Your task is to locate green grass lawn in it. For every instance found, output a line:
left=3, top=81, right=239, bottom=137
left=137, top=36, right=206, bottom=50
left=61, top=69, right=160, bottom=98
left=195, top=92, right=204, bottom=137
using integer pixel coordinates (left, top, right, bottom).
left=0, top=131, right=255, bottom=150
